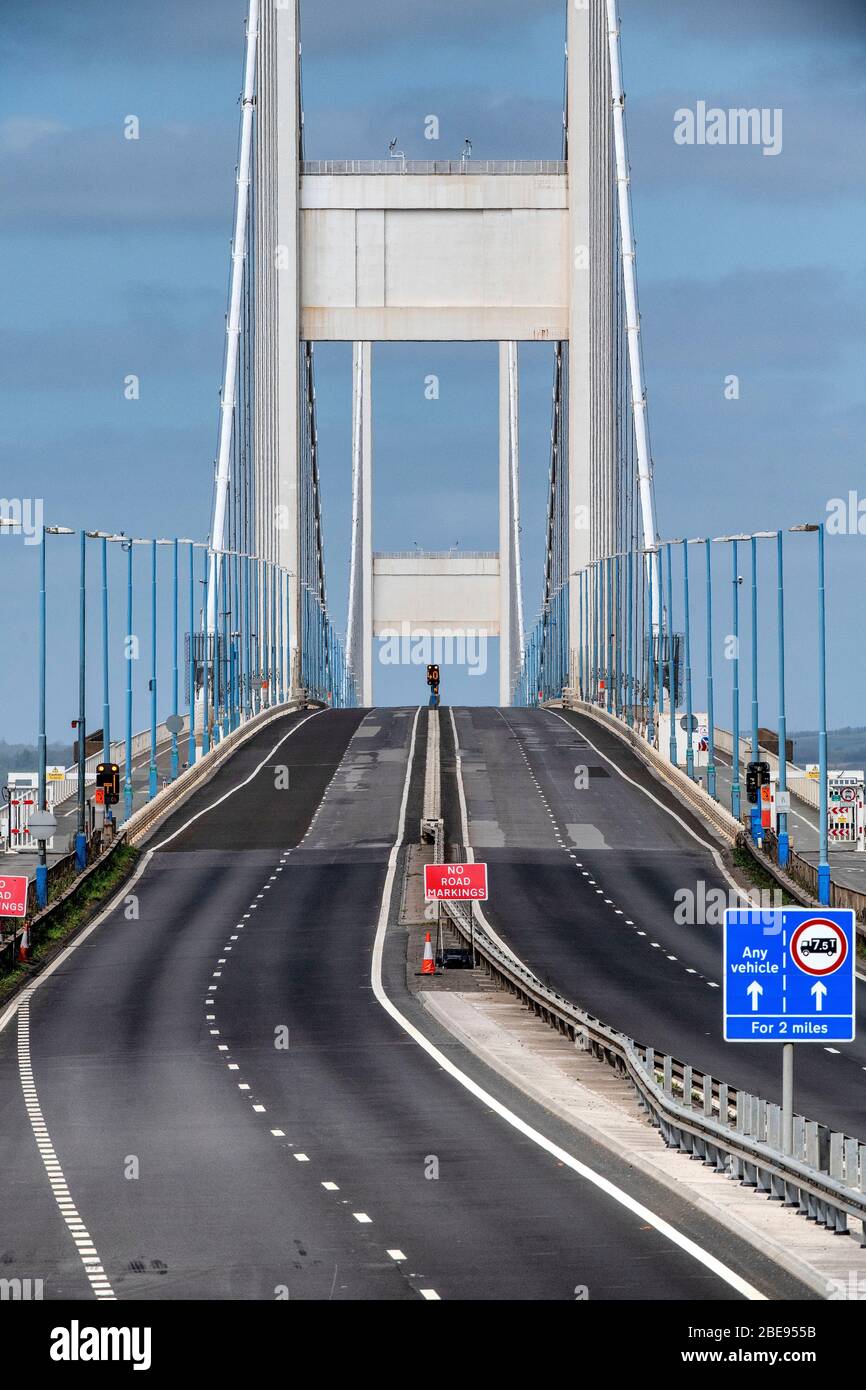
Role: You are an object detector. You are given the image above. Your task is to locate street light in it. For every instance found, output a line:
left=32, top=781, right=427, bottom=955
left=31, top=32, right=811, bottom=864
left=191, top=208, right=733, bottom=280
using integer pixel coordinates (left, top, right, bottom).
left=643, top=545, right=658, bottom=746
left=1, top=520, right=75, bottom=907
left=658, top=541, right=682, bottom=765
left=714, top=535, right=750, bottom=821
left=745, top=531, right=780, bottom=842
left=86, top=532, right=118, bottom=771
left=688, top=539, right=716, bottom=799
left=107, top=535, right=148, bottom=820
left=681, top=539, right=695, bottom=779
left=791, top=523, right=830, bottom=904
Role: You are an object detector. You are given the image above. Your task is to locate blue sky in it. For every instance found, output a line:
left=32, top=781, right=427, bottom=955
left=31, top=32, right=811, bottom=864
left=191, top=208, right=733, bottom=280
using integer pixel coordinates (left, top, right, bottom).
left=0, top=0, right=865, bottom=740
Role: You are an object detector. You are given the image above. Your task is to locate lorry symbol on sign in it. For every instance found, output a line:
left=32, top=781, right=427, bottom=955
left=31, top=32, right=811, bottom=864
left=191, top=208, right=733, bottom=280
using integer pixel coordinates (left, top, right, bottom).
left=800, top=936, right=836, bottom=957
left=790, top=918, right=848, bottom=977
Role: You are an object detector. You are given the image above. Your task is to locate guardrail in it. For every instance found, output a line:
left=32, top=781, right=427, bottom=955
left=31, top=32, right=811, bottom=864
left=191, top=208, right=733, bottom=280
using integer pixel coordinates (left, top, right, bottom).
left=0, top=698, right=317, bottom=976
left=562, top=695, right=866, bottom=935
left=2, top=721, right=178, bottom=850
left=0, top=827, right=124, bottom=977
left=440, top=893, right=866, bottom=1242
left=122, top=697, right=317, bottom=846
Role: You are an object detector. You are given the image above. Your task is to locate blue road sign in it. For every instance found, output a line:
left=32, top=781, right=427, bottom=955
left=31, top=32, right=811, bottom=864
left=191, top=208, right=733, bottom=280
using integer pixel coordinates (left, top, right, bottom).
left=723, top=907, right=855, bottom=1043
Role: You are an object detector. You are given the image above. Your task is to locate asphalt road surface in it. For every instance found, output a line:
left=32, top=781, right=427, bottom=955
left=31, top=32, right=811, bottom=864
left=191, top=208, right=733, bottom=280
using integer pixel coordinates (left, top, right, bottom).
left=446, top=706, right=866, bottom=1140
left=0, top=706, right=806, bottom=1301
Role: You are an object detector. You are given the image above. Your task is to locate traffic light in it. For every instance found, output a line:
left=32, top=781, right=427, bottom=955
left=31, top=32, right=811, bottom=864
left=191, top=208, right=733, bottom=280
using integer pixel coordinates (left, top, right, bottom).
left=96, top=763, right=120, bottom=806
left=745, top=760, right=770, bottom=805
left=426, top=664, right=440, bottom=689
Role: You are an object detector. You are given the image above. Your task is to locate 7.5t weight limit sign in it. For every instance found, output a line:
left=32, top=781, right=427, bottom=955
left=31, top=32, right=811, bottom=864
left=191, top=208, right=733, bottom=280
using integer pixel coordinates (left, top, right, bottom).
left=424, top=863, right=488, bottom=901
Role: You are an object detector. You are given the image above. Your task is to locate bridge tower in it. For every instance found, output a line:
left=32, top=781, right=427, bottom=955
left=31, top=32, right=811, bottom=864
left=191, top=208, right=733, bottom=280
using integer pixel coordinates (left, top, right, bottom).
left=246, top=0, right=653, bottom=704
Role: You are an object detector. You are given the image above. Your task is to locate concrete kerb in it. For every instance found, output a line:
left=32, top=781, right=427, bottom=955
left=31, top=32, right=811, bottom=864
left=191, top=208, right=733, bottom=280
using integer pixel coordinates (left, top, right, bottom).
left=551, top=697, right=824, bottom=917
left=124, top=699, right=321, bottom=846
left=553, top=697, right=742, bottom=846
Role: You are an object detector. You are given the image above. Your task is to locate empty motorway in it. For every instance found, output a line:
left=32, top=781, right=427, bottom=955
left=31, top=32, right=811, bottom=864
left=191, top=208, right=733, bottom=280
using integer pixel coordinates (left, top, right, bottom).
left=0, top=706, right=809, bottom=1301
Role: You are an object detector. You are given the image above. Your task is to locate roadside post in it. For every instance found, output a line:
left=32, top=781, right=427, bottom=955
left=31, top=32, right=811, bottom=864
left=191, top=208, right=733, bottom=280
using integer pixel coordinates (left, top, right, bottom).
left=724, top=907, right=855, bottom=1154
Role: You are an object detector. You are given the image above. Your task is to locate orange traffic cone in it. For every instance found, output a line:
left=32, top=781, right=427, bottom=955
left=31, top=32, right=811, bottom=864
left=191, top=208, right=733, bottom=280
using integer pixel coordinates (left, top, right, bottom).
left=421, top=932, right=436, bottom=976
left=17, top=923, right=29, bottom=963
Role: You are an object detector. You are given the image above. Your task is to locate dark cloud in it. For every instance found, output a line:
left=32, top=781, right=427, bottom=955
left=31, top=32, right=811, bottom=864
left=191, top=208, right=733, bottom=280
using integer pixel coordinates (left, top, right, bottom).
left=628, top=56, right=866, bottom=203
left=0, top=281, right=223, bottom=390
left=626, top=0, right=866, bottom=48
left=1, top=0, right=563, bottom=69
left=643, top=265, right=866, bottom=378
left=0, top=118, right=235, bottom=231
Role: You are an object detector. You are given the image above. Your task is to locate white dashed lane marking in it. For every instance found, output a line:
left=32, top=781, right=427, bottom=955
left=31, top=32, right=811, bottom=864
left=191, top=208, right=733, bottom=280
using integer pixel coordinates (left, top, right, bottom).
left=199, top=710, right=430, bottom=1297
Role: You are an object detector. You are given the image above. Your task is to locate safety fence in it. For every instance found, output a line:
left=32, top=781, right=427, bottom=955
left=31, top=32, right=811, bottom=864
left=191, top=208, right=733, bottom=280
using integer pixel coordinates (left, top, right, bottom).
left=2, top=721, right=177, bottom=851
left=440, top=895, right=866, bottom=1244
left=558, top=695, right=866, bottom=936
left=0, top=697, right=315, bottom=978
left=301, top=159, right=566, bottom=176
left=0, top=826, right=119, bottom=977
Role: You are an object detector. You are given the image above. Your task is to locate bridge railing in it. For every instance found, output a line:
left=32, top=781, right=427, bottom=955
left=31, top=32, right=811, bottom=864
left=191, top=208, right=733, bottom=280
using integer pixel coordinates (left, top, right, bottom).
left=441, top=895, right=866, bottom=1244
left=301, top=159, right=566, bottom=176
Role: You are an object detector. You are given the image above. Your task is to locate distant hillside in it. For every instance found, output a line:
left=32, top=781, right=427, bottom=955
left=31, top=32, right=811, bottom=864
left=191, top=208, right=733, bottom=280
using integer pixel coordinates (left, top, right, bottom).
left=0, top=740, right=72, bottom=791
left=792, top=728, right=866, bottom=770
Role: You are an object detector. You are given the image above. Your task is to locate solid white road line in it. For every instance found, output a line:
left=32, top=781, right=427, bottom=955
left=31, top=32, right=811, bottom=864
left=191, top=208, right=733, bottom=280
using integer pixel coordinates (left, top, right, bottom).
left=370, top=708, right=766, bottom=1301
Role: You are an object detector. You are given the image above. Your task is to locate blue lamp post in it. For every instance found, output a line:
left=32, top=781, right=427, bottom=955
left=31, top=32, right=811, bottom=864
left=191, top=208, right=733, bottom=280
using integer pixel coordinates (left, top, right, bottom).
left=187, top=542, right=198, bottom=767
left=201, top=546, right=211, bottom=757
left=148, top=540, right=158, bottom=800
left=171, top=539, right=180, bottom=779
left=22, top=523, right=75, bottom=906
left=701, top=538, right=717, bottom=800
left=791, top=523, right=830, bottom=905
left=113, top=536, right=141, bottom=820
left=716, top=535, right=749, bottom=821
left=645, top=546, right=656, bottom=746
left=775, top=529, right=789, bottom=867
left=681, top=539, right=694, bottom=780
left=75, top=529, right=87, bottom=868
left=83, top=532, right=113, bottom=767
left=663, top=541, right=679, bottom=765
left=625, top=547, right=634, bottom=728
left=748, top=535, right=761, bottom=841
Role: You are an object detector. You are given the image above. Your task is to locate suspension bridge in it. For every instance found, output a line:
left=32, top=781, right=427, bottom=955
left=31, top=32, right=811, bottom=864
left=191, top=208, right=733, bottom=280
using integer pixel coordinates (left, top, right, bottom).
left=0, top=0, right=860, bottom=1312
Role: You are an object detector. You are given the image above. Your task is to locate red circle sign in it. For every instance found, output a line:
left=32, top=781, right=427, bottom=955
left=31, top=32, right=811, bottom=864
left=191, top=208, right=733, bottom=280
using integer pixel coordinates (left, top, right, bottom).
left=790, top=918, right=848, bottom=976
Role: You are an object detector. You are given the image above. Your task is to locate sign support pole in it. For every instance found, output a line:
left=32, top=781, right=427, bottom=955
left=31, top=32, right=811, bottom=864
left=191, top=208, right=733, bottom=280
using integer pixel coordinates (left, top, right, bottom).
left=781, top=1042, right=794, bottom=1155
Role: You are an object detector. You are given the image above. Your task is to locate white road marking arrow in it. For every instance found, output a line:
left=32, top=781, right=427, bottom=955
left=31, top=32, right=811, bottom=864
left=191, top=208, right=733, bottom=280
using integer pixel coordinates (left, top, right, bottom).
left=747, top=980, right=763, bottom=1012
left=812, top=981, right=827, bottom=1012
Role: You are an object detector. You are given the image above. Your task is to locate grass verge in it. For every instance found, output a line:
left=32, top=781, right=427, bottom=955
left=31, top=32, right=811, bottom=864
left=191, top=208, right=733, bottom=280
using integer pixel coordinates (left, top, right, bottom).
left=0, top=842, right=141, bottom=1007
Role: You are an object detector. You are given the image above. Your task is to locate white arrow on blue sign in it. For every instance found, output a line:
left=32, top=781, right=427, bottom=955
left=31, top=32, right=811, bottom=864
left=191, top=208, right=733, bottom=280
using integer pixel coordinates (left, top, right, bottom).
left=723, top=907, right=856, bottom=1043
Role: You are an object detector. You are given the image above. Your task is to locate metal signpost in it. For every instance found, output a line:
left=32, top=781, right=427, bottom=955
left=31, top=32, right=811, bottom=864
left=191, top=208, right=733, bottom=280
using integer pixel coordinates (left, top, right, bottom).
left=724, top=907, right=855, bottom=1152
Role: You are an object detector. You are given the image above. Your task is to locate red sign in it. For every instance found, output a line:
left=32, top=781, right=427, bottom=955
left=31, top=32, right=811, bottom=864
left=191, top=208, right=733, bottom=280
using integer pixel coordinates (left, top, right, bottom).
left=790, top=917, right=848, bottom=977
left=424, top=862, right=488, bottom=901
left=0, top=876, right=29, bottom=919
